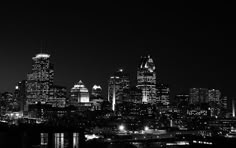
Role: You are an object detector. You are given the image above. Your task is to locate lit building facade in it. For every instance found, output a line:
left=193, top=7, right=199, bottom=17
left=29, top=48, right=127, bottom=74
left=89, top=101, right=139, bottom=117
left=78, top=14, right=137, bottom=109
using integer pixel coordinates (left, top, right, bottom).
left=137, top=55, right=157, bottom=104
left=91, top=85, right=102, bottom=99
left=108, top=69, right=130, bottom=111
left=90, top=85, right=103, bottom=111
left=70, top=80, right=90, bottom=106
left=189, top=88, right=209, bottom=104
left=156, top=83, right=170, bottom=106
left=26, top=53, right=54, bottom=104
left=0, top=92, right=15, bottom=114
left=49, top=85, right=67, bottom=108
left=221, top=96, right=228, bottom=109
left=208, top=89, right=221, bottom=104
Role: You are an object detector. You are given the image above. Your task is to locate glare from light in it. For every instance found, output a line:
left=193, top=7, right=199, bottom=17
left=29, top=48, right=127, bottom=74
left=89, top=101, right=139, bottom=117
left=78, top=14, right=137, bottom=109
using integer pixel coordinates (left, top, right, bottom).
left=119, top=125, right=125, bottom=131
left=144, top=126, right=149, bottom=131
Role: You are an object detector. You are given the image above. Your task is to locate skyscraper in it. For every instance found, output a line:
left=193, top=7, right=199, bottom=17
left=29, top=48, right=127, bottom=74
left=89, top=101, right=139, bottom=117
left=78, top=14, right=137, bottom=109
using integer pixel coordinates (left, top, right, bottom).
left=123, top=86, right=142, bottom=104
left=26, top=53, right=54, bottom=104
left=70, top=80, right=90, bottom=106
left=0, top=92, right=14, bottom=113
left=91, top=85, right=102, bottom=99
left=137, top=55, right=157, bottom=104
left=156, top=83, right=170, bottom=106
left=91, top=85, right=103, bottom=111
left=221, top=96, right=228, bottom=109
left=49, top=85, right=67, bottom=108
left=175, top=94, right=189, bottom=112
left=208, top=89, right=221, bottom=103
left=189, top=88, right=209, bottom=104
left=108, top=69, right=130, bottom=111
left=14, top=80, right=27, bottom=112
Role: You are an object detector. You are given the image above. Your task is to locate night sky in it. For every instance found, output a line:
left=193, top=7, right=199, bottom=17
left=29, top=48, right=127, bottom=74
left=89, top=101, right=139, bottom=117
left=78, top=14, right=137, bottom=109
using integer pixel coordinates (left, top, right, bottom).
left=0, top=2, right=235, bottom=98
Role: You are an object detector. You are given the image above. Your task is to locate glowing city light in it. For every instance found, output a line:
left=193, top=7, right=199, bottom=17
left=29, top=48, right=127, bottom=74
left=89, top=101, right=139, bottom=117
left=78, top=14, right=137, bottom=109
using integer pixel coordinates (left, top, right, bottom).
left=92, top=85, right=102, bottom=90
left=85, top=134, right=99, bottom=141
left=35, top=53, right=50, bottom=59
left=144, top=126, right=149, bottom=131
left=119, top=125, right=125, bottom=131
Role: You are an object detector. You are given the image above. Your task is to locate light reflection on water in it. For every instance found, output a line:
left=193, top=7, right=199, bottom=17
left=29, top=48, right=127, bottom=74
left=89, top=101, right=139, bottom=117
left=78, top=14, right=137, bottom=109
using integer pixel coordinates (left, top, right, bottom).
left=41, top=133, right=48, bottom=146
left=55, top=133, right=64, bottom=148
left=73, top=133, right=79, bottom=148
left=40, top=132, right=80, bottom=148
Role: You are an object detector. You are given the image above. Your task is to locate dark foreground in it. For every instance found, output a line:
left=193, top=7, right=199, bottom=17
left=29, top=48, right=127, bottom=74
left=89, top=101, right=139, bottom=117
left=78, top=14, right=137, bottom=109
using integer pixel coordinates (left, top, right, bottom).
left=0, top=126, right=236, bottom=148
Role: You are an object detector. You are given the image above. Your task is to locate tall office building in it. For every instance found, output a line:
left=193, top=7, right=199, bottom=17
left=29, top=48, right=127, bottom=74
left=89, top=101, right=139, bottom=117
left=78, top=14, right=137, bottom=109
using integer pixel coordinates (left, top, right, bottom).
left=199, top=88, right=209, bottom=103
left=175, top=94, right=189, bottom=110
left=26, top=53, right=54, bottom=104
left=123, top=86, right=142, bottom=104
left=189, top=88, right=199, bottom=104
left=90, top=85, right=103, bottom=111
left=189, top=88, right=209, bottom=104
left=70, top=80, right=90, bottom=106
left=137, top=55, right=157, bottom=103
left=91, top=85, right=102, bottom=99
left=14, top=80, right=27, bottom=112
left=49, top=85, right=67, bottom=108
left=221, top=96, right=228, bottom=109
left=0, top=92, right=15, bottom=112
left=208, top=89, right=221, bottom=103
left=108, top=69, right=130, bottom=111
left=156, top=83, right=170, bottom=106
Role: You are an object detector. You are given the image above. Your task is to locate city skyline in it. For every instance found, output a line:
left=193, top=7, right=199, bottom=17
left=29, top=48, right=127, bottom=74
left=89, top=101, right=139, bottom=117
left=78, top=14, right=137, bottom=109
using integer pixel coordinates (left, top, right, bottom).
left=0, top=2, right=235, bottom=98
left=0, top=50, right=233, bottom=101
left=1, top=3, right=236, bottom=148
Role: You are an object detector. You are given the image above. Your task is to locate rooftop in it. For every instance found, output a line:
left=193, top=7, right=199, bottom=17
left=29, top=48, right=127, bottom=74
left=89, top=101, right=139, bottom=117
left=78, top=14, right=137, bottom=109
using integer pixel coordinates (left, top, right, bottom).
left=33, top=53, right=50, bottom=59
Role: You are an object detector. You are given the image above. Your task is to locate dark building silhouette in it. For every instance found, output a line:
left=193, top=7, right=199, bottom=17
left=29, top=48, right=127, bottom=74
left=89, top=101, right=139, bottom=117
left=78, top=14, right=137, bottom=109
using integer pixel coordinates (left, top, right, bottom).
left=14, top=80, right=27, bottom=112
left=123, top=86, right=142, bottom=104
left=0, top=92, right=15, bottom=113
left=189, top=88, right=209, bottom=104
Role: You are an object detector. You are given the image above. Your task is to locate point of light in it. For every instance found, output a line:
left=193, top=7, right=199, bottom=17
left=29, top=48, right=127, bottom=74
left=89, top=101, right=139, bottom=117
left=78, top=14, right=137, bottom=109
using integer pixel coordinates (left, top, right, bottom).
left=144, top=126, right=149, bottom=131
left=92, top=85, right=102, bottom=90
left=119, top=125, right=125, bottom=131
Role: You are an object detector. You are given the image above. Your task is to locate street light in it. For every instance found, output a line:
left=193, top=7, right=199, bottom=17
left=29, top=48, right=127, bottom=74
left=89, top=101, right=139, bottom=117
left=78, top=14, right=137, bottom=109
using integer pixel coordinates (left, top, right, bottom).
left=119, top=124, right=125, bottom=131
left=144, top=126, right=149, bottom=131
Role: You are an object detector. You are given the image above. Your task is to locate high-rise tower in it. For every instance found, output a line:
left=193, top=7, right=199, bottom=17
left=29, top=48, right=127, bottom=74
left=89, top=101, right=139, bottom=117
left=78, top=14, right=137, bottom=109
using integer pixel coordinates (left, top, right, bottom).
left=14, top=80, right=27, bottom=112
left=70, top=80, right=90, bottom=105
left=26, top=53, right=54, bottom=104
left=108, top=69, right=130, bottom=111
left=189, top=88, right=209, bottom=104
left=137, top=55, right=157, bottom=103
left=156, top=83, right=170, bottom=106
